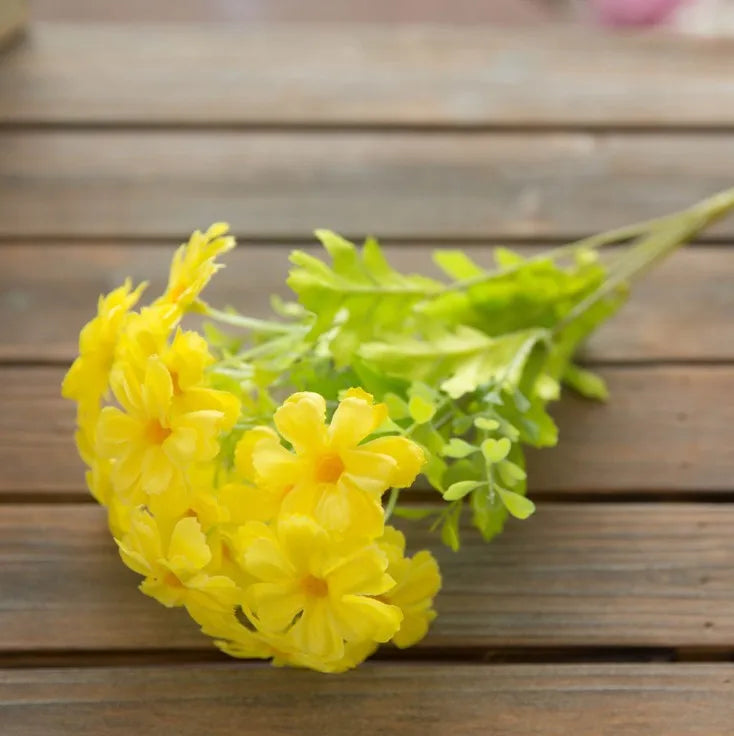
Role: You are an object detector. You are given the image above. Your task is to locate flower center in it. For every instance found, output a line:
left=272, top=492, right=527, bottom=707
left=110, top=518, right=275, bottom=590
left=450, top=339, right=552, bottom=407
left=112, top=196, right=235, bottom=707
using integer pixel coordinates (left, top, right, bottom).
left=163, top=571, right=183, bottom=589
left=315, top=453, right=344, bottom=484
left=301, top=574, right=329, bottom=598
left=145, top=419, right=172, bottom=445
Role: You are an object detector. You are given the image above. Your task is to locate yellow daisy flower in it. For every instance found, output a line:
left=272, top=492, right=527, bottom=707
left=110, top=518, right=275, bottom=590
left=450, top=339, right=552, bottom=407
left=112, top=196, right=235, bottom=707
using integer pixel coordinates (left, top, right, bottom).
left=238, top=514, right=403, bottom=665
left=97, top=355, right=234, bottom=497
left=242, top=389, right=425, bottom=538
left=116, top=508, right=237, bottom=611
left=62, top=279, right=147, bottom=461
left=62, top=279, right=147, bottom=408
left=155, top=222, right=235, bottom=315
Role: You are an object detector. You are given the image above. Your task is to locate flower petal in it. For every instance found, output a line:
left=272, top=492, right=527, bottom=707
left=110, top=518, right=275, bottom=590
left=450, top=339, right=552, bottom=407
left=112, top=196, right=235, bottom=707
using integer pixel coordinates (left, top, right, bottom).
left=166, top=516, right=211, bottom=576
left=273, top=392, right=327, bottom=453
left=360, top=435, right=425, bottom=488
left=326, top=546, right=393, bottom=597
left=328, top=394, right=386, bottom=450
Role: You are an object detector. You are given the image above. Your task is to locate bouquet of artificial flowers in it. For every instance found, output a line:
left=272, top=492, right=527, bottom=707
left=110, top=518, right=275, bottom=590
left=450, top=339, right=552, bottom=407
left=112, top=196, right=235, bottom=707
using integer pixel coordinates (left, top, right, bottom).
left=63, top=189, right=734, bottom=672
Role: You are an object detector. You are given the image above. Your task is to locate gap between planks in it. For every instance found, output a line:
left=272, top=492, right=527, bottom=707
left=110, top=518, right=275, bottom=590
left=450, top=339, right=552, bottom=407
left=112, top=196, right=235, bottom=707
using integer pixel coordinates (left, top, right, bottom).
left=0, top=645, right=710, bottom=670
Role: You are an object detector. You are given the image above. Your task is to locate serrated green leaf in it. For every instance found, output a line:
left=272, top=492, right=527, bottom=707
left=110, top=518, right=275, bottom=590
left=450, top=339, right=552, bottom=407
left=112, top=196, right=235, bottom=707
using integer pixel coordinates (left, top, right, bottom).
left=443, top=480, right=483, bottom=501
left=493, top=246, right=526, bottom=268
left=362, top=327, right=548, bottom=400
left=287, top=231, right=442, bottom=359
left=442, top=438, right=477, bottom=459
left=496, top=487, right=536, bottom=520
left=433, top=250, right=484, bottom=280
left=408, top=395, right=436, bottom=424
left=481, top=437, right=511, bottom=464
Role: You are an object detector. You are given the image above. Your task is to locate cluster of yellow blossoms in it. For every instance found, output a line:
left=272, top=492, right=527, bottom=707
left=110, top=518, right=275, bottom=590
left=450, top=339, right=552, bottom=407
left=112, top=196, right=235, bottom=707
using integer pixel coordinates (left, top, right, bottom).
left=62, top=224, right=441, bottom=672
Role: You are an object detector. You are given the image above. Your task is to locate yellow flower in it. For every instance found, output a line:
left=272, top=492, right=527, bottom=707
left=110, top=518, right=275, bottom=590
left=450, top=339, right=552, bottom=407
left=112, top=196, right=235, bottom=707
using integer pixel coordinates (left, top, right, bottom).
left=63, top=279, right=147, bottom=462
left=62, top=279, right=146, bottom=408
left=243, top=390, right=425, bottom=538
left=238, top=515, right=403, bottom=665
left=117, top=508, right=237, bottom=611
left=97, top=355, right=235, bottom=497
left=378, top=526, right=442, bottom=648
left=155, top=223, right=235, bottom=315
left=113, top=304, right=178, bottom=373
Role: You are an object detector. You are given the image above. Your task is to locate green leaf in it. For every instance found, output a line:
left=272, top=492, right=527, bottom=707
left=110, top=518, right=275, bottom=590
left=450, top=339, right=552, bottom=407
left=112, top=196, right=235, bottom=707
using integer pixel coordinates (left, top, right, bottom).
left=442, top=438, right=477, bottom=459
left=392, top=506, right=436, bottom=521
left=497, top=487, right=536, bottom=520
left=440, top=503, right=462, bottom=551
left=481, top=437, right=511, bottom=464
left=474, top=417, right=500, bottom=431
left=287, top=232, right=441, bottom=362
left=423, top=251, right=608, bottom=339
left=433, top=250, right=484, bottom=280
left=563, top=363, right=609, bottom=401
left=470, top=487, right=508, bottom=542
left=497, top=460, right=527, bottom=487
left=382, top=392, right=410, bottom=420
left=361, top=327, right=548, bottom=400
left=443, top=480, right=483, bottom=501
left=536, top=374, right=560, bottom=401
left=408, top=395, right=437, bottom=424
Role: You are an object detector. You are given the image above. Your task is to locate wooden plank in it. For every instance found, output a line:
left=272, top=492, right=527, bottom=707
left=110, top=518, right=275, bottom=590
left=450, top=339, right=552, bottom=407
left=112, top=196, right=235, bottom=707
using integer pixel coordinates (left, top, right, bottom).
left=29, top=1, right=566, bottom=24
left=1, top=365, right=731, bottom=496
left=0, top=1, right=25, bottom=50
left=3, top=24, right=734, bottom=127
left=1, top=243, right=732, bottom=363
left=1, top=664, right=734, bottom=736
left=1, top=503, right=733, bottom=653
left=2, top=131, right=734, bottom=240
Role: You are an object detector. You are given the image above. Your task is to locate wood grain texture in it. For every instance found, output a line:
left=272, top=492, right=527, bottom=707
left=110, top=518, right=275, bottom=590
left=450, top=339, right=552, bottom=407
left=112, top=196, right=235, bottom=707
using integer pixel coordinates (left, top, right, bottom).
left=2, top=663, right=734, bottom=736
left=2, top=131, right=734, bottom=240
left=1, top=503, right=733, bottom=653
left=0, top=0, right=26, bottom=49
left=1, top=243, right=732, bottom=363
left=3, top=24, right=734, bottom=127
left=2, top=365, right=731, bottom=496
left=29, top=1, right=566, bottom=24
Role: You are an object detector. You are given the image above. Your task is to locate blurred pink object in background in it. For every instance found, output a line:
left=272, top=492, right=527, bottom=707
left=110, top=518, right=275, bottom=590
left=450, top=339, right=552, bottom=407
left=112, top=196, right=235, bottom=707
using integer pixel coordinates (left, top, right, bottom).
left=592, top=0, right=687, bottom=25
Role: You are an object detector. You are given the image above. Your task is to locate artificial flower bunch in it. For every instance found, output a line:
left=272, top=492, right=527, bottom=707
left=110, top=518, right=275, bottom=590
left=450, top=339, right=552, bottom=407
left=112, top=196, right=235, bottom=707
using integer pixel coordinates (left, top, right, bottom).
left=63, top=189, right=734, bottom=672
left=62, top=225, right=440, bottom=672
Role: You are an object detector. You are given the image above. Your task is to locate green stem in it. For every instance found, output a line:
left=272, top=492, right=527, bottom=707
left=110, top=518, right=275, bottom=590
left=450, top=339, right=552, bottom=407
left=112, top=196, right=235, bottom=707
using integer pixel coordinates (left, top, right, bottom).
left=553, top=187, right=734, bottom=334
left=384, top=487, right=400, bottom=521
left=193, top=302, right=298, bottom=335
left=438, top=188, right=734, bottom=297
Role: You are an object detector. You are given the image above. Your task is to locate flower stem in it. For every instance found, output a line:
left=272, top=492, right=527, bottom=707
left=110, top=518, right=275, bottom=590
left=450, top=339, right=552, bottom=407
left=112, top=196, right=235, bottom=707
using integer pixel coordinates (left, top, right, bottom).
left=192, top=301, right=297, bottom=335
left=553, top=187, right=734, bottom=334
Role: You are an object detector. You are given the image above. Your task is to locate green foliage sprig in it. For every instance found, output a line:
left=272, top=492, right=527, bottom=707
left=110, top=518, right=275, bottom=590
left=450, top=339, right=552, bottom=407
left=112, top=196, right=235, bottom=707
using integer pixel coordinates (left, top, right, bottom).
left=200, top=188, right=734, bottom=549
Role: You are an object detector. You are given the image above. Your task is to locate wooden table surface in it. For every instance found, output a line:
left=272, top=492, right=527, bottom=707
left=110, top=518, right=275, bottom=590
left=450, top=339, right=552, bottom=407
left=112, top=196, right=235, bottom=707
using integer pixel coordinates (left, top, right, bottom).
left=1, top=23, right=734, bottom=735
